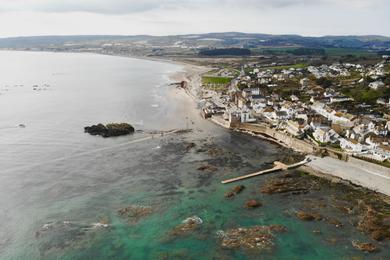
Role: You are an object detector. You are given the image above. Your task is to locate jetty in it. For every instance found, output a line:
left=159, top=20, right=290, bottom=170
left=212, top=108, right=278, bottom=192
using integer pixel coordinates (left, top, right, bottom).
left=221, top=157, right=311, bottom=184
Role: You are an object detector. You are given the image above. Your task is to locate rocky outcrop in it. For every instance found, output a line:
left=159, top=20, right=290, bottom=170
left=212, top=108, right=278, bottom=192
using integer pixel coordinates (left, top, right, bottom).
left=224, top=192, right=235, bottom=198
left=295, top=211, right=323, bottom=221
left=233, top=185, right=245, bottom=194
left=169, top=216, right=203, bottom=237
left=356, top=200, right=390, bottom=241
left=217, top=225, right=287, bottom=252
left=225, top=185, right=245, bottom=198
left=245, top=199, right=262, bottom=208
left=84, top=123, right=134, bottom=137
left=326, top=218, right=343, bottom=228
left=352, top=241, right=379, bottom=253
left=260, top=173, right=319, bottom=195
left=197, top=164, right=218, bottom=172
left=269, top=224, right=288, bottom=233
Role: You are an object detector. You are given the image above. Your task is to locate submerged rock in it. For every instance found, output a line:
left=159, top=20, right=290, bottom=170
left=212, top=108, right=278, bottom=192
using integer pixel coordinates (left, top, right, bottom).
left=326, top=218, right=343, bottom=228
left=245, top=199, right=263, bottom=208
left=269, top=224, right=288, bottom=233
left=84, top=123, right=134, bottom=137
left=169, top=216, right=203, bottom=237
left=295, top=211, right=323, bottom=221
left=118, top=205, right=153, bottom=224
left=183, top=216, right=203, bottom=225
left=185, top=142, right=196, bottom=151
left=217, top=225, right=287, bottom=252
left=198, top=143, right=225, bottom=157
left=356, top=201, right=390, bottom=241
left=197, top=164, right=218, bottom=172
left=302, top=198, right=327, bottom=209
left=224, top=192, right=235, bottom=198
left=35, top=220, right=109, bottom=256
left=225, top=185, right=245, bottom=198
left=260, top=173, right=318, bottom=195
left=352, top=241, right=379, bottom=253
left=233, top=185, right=245, bottom=194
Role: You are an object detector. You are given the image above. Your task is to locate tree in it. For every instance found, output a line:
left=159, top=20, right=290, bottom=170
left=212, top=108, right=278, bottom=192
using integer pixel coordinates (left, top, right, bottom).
left=315, top=77, right=332, bottom=88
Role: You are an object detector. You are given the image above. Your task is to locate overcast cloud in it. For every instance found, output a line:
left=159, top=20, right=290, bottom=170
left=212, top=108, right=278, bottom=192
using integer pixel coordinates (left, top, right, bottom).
left=0, top=0, right=388, bottom=37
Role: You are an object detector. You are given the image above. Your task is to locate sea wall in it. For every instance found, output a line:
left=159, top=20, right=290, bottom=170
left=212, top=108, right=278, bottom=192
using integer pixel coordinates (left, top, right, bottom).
left=208, top=118, right=390, bottom=195
left=210, top=115, right=232, bottom=128
left=237, top=123, right=315, bottom=154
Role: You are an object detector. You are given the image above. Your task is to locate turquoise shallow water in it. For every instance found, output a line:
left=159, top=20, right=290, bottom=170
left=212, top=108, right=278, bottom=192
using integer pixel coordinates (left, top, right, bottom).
left=0, top=51, right=388, bottom=259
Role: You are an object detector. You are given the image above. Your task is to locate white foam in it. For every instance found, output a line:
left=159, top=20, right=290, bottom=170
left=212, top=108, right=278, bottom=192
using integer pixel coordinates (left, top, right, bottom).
left=92, top=223, right=109, bottom=228
left=182, top=216, right=203, bottom=225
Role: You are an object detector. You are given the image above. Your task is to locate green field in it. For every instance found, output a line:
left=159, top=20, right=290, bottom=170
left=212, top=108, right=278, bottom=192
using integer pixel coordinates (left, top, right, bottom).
left=341, top=85, right=390, bottom=104
left=202, top=76, right=232, bottom=85
left=386, top=64, right=390, bottom=73
left=323, top=48, right=376, bottom=57
left=201, top=76, right=232, bottom=91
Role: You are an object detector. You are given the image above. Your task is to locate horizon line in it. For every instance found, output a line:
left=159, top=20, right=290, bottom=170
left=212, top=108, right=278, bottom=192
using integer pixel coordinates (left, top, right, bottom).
left=1, top=31, right=390, bottom=39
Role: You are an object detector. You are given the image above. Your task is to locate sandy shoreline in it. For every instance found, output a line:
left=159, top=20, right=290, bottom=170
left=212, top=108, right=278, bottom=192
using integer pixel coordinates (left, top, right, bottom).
left=121, top=52, right=390, bottom=198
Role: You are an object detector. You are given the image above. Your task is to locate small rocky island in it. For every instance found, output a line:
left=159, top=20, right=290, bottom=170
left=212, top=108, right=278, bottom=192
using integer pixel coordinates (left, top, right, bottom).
left=84, top=123, right=135, bottom=137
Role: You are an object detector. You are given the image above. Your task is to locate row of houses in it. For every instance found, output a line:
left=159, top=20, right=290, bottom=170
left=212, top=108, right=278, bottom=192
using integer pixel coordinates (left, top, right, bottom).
left=200, top=58, right=390, bottom=162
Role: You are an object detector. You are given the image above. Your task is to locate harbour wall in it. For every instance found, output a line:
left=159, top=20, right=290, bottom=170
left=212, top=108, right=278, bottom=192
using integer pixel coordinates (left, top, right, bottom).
left=237, top=123, right=315, bottom=154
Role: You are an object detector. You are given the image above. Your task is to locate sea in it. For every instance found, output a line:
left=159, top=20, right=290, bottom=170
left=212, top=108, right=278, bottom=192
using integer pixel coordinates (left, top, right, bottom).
left=0, top=51, right=388, bottom=259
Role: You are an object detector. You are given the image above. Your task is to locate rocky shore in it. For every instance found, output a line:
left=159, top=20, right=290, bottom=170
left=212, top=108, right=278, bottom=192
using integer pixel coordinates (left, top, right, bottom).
left=169, top=60, right=389, bottom=198
left=169, top=61, right=390, bottom=255
left=217, top=225, right=288, bottom=252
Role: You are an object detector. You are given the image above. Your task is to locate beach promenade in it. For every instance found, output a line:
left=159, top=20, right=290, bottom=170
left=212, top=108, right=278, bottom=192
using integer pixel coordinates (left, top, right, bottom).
left=304, top=155, right=390, bottom=196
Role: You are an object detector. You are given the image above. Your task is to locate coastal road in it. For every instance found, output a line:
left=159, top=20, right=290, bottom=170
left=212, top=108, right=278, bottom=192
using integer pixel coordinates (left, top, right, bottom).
left=306, top=155, right=390, bottom=196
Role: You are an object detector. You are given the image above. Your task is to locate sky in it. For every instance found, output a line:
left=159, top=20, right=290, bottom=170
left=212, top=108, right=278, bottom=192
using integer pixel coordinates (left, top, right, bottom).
left=0, top=0, right=389, bottom=38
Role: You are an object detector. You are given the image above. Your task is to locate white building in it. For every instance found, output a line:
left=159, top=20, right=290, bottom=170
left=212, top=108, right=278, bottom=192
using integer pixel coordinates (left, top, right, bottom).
left=330, top=96, right=353, bottom=103
left=310, top=102, right=353, bottom=127
left=240, top=109, right=256, bottom=123
left=369, top=81, right=385, bottom=90
left=285, top=120, right=304, bottom=137
left=339, top=138, right=365, bottom=153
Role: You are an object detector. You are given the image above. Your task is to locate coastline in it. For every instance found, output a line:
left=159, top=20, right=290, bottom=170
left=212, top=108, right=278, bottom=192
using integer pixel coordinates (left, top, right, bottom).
left=4, top=49, right=389, bottom=198
left=1, top=50, right=389, bottom=258
left=170, top=62, right=390, bottom=198
left=1, top=50, right=389, bottom=259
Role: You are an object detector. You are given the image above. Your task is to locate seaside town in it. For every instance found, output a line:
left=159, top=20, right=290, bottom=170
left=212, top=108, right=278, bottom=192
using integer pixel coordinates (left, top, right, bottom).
left=197, top=56, right=390, bottom=166
left=2, top=0, right=390, bottom=258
